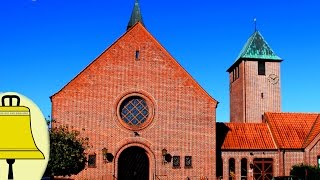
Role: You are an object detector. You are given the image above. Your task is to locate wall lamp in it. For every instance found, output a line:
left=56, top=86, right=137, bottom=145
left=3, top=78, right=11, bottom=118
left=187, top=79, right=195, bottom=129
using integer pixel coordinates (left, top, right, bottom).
left=102, top=148, right=114, bottom=163
left=162, top=148, right=172, bottom=164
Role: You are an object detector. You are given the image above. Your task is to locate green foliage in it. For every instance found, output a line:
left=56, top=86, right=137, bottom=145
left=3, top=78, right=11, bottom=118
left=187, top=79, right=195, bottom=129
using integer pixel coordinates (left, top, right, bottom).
left=45, top=126, right=88, bottom=177
left=290, top=163, right=320, bottom=179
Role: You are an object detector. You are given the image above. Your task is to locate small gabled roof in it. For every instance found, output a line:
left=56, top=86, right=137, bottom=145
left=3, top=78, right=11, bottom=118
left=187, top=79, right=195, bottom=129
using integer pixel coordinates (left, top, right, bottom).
left=265, top=112, right=320, bottom=149
left=227, top=30, right=282, bottom=72
left=217, top=122, right=276, bottom=150
left=303, top=114, right=320, bottom=148
left=127, top=0, right=144, bottom=30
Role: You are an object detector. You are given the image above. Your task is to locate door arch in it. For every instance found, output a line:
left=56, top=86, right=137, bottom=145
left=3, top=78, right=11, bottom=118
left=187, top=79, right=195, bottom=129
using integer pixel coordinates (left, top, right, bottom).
left=118, top=146, right=149, bottom=180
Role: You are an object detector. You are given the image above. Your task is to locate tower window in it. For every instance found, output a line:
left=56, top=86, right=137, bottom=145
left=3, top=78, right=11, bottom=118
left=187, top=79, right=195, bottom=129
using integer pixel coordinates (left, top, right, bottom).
left=232, top=65, right=240, bottom=82
left=258, top=61, right=265, bottom=75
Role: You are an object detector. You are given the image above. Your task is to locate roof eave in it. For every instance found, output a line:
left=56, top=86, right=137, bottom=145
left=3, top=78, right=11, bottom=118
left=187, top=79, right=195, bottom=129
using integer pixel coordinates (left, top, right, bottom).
left=226, top=57, right=283, bottom=72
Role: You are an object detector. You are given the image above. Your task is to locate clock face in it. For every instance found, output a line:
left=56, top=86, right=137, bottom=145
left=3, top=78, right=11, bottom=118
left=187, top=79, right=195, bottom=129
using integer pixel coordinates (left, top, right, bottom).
left=268, top=74, right=279, bottom=84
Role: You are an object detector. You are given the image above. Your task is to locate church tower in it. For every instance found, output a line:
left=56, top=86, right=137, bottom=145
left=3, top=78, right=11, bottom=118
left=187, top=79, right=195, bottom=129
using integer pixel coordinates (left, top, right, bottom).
left=227, top=30, right=282, bottom=123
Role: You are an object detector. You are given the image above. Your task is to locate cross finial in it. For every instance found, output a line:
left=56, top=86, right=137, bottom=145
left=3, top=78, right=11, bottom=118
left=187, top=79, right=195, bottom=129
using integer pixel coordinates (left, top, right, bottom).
left=254, top=18, right=257, bottom=32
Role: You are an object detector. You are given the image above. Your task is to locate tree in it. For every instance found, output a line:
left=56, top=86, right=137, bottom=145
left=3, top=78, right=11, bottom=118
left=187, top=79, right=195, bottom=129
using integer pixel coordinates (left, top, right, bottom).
left=45, top=125, right=88, bottom=178
left=290, top=163, right=320, bottom=179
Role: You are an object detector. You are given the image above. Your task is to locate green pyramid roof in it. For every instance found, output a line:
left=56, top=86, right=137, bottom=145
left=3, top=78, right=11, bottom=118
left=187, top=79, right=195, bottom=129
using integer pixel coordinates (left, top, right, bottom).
left=127, top=0, right=144, bottom=30
left=237, top=31, right=281, bottom=60
left=227, top=31, right=281, bottom=72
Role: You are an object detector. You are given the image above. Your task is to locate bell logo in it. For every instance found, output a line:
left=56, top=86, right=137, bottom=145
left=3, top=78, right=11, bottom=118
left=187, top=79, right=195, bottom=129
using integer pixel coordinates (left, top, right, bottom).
left=0, top=92, right=49, bottom=180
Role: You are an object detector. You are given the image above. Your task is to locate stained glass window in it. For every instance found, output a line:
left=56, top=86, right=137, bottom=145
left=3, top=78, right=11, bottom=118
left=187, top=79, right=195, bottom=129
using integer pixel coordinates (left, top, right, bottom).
left=120, top=96, right=149, bottom=126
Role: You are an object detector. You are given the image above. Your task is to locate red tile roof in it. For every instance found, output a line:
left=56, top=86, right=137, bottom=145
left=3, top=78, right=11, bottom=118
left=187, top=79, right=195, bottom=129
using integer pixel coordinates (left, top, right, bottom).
left=303, top=114, right=320, bottom=147
left=265, top=112, right=320, bottom=149
left=217, top=123, right=276, bottom=150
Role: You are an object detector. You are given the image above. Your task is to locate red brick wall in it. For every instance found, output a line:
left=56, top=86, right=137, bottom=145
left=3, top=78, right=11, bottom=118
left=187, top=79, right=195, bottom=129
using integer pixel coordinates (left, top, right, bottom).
left=281, top=151, right=304, bottom=176
left=221, top=151, right=279, bottom=180
left=229, top=62, right=245, bottom=123
left=306, top=135, right=320, bottom=166
left=230, top=60, right=281, bottom=123
left=244, top=61, right=281, bottom=123
left=51, top=23, right=217, bottom=180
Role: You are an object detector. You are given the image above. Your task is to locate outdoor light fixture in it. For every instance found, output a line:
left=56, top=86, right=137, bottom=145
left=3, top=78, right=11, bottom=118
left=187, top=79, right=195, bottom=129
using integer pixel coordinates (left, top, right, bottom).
left=250, top=163, right=254, bottom=169
left=102, top=148, right=114, bottom=163
left=162, top=148, right=172, bottom=163
left=134, top=131, right=140, bottom=136
left=162, top=149, right=167, bottom=156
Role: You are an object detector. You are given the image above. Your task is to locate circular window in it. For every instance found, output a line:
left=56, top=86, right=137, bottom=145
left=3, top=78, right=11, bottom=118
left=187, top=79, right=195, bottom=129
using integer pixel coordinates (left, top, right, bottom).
left=117, top=94, right=154, bottom=130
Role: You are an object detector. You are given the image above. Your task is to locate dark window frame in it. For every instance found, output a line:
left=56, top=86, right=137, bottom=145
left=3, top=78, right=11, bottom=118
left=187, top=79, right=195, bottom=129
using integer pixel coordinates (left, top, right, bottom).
left=185, top=156, right=192, bottom=168
left=232, top=65, right=240, bottom=83
left=258, top=61, right=266, bottom=75
left=88, top=154, right=97, bottom=168
left=135, top=50, right=140, bottom=60
left=229, top=158, right=235, bottom=180
left=253, top=158, right=273, bottom=180
left=172, top=156, right=181, bottom=168
left=241, top=158, right=248, bottom=180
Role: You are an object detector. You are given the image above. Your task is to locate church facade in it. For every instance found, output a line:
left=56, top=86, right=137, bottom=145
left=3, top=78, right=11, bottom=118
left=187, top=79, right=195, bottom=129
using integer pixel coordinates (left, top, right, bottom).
left=51, top=1, right=320, bottom=180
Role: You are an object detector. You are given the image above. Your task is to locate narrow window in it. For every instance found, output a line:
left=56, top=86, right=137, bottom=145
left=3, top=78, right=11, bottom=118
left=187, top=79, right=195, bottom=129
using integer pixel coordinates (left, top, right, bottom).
left=261, top=93, right=264, bottom=99
left=173, top=156, right=180, bottom=168
left=237, top=66, right=240, bottom=79
left=317, top=156, right=320, bottom=168
left=232, top=70, right=235, bottom=82
left=229, top=158, right=235, bottom=180
left=185, top=156, right=192, bottom=168
left=135, top=50, right=140, bottom=60
left=88, top=154, right=96, bottom=168
left=241, top=158, right=248, bottom=180
left=258, top=61, right=265, bottom=75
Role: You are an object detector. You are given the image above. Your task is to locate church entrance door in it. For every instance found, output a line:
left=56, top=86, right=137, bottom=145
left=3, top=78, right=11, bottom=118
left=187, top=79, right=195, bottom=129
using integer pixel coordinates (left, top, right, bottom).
left=118, top=146, right=149, bottom=180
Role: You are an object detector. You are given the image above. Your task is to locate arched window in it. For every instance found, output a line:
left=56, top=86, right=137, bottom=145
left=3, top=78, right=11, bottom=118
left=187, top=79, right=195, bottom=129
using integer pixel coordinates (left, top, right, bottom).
left=229, top=158, right=235, bottom=180
left=241, top=158, right=247, bottom=180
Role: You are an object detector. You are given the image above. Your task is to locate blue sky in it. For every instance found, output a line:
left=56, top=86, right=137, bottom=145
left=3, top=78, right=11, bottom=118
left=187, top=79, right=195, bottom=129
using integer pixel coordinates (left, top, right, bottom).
left=1, top=0, right=319, bottom=122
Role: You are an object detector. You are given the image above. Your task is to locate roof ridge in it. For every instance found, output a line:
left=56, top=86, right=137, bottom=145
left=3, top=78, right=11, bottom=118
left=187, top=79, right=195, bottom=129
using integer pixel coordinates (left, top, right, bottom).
left=236, top=32, right=256, bottom=60
left=303, top=114, right=320, bottom=148
left=266, top=112, right=319, bottom=115
left=51, top=22, right=143, bottom=99
left=264, top=113, right=281, bottom=149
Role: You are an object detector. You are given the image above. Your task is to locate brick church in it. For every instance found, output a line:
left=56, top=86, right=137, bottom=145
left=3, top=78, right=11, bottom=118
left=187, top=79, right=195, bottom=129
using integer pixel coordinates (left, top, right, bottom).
left=51, top=1, right=320, bottom=180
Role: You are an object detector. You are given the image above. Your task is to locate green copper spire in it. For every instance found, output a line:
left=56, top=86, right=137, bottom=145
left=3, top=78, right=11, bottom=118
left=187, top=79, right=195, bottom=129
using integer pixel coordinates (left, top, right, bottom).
left=127, top=0, right=144, bottom=30
left=237, top=31, right=281, bottom=60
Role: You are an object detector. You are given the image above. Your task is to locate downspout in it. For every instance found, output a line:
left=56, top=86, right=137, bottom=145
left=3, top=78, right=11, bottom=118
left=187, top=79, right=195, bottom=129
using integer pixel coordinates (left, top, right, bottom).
left=244, top=60, right=247, bottom=122
left=283, top=150, right=285, bottom=176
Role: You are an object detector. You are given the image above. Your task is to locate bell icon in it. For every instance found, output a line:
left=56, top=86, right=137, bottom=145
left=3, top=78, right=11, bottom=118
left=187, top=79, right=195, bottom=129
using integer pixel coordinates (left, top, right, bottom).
left=0, top=95, right=45, bottom=179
